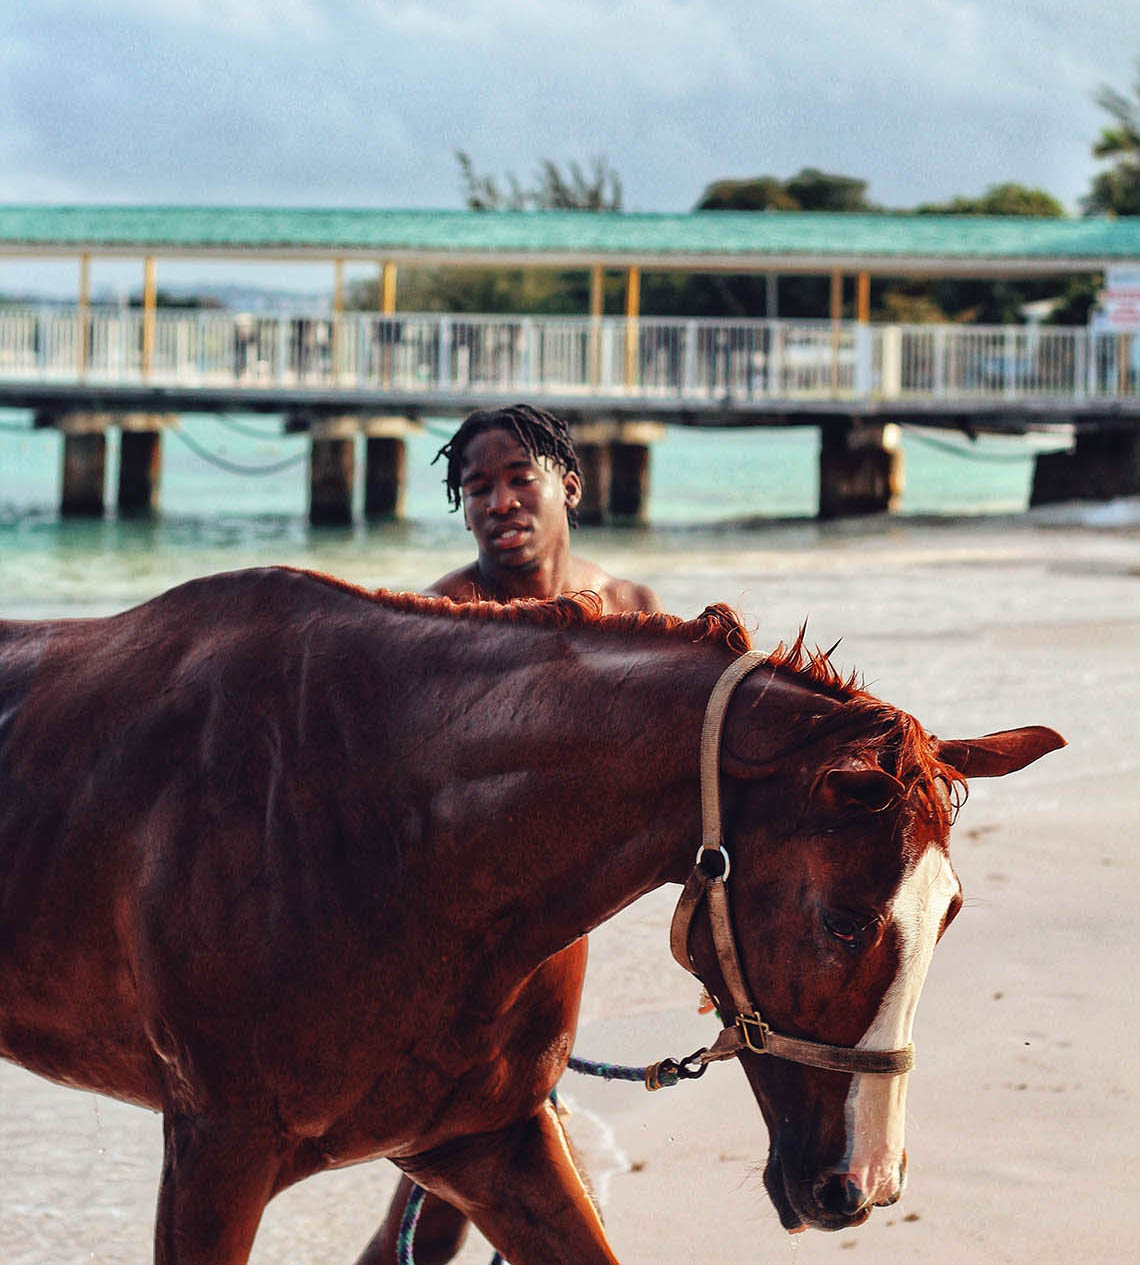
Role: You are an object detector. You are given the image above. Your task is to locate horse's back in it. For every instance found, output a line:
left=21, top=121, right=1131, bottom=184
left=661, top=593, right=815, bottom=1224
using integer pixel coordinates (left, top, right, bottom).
left=0, top=567, right=595, bottom=1121
left=0, top=568, right=415, bottom=1104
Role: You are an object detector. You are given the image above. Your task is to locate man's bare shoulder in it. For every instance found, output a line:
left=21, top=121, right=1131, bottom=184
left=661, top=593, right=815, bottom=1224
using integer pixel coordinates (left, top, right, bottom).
left=423, top=564, right=482, bottom=602
left=425, top=558, right=663, bottom=613
left=567, top=557, right=664, bottom=615
left=601, top=576, right=665, bottom=615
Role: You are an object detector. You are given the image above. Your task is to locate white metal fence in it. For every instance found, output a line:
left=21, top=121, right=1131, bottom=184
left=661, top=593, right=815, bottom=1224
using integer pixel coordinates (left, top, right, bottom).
left=0, top=307, right=1136, bottom=403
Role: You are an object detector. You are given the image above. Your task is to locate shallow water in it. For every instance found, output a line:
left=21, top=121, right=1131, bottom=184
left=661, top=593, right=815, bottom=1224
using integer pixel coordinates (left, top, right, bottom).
left=0, top=408, right=1098, bottom=618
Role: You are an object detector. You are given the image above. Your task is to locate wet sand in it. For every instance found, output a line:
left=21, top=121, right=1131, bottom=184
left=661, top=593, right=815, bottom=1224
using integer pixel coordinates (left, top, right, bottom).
left=1, top=515, right=1138, bottom=1262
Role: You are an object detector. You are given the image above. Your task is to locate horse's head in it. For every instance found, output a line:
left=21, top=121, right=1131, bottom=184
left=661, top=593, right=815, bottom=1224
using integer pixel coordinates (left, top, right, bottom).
left=680, top=659, right=1064, bottom=1234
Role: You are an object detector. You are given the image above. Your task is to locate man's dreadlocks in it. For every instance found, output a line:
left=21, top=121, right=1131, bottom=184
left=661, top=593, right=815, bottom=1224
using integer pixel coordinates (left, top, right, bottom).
left=433, top=404, right=584, bottom=527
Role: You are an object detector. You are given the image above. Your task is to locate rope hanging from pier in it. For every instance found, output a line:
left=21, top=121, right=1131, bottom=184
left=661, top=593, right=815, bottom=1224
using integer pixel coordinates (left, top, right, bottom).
left=902, top=425, right=1045, bottom=464
left=214, top=412, right=303, bottom=442
left=170, top=425, right=307, bottom=477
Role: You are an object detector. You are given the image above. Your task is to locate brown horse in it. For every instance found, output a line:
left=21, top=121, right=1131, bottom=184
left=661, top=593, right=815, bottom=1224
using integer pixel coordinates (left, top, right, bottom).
left=0, top=567, right=1063, bottom=1264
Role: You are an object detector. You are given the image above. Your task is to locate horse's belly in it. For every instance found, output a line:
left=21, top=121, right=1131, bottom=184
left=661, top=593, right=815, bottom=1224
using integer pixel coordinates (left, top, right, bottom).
left=306, top=938, right=591, bottom=1168
left=0, top=1006, right=163, bottom=1109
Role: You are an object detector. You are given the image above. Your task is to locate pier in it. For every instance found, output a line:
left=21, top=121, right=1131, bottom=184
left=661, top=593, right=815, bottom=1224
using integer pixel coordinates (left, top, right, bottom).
left=2, top=205, right=1138, bottom=520
left=0, top=304, right=1133, bottom=518
left=1, top=307, right=1138, bottom=521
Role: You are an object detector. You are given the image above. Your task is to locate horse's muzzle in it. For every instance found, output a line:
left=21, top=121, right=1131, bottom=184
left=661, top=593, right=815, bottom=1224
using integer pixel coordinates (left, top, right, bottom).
left=766, top=1149, right=907, bottom=1233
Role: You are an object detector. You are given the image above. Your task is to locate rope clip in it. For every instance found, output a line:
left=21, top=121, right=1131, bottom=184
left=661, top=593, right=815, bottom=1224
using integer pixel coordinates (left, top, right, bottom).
left=644, top=1046, right=709, bottom=1092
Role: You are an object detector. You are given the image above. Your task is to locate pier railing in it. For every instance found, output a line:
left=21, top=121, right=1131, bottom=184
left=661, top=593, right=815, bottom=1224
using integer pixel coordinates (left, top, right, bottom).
left=0, top=307, right=1135, bottom=404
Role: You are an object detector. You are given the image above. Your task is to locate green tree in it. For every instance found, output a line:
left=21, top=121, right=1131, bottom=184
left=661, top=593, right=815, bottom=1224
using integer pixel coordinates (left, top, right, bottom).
left=348, top=154, right=625, bottom=313
left=695, top=176, right=798, bottom=211
left=531, top=157, right=622, bottom=211
left=128, top=289, right=224, bottom=309
left=347, top=266, right=597, bottom=316
left=1083, top=56, right=1140, bottom=215
left=695, top=168, right=872, bottom=212
left=456, top=151, right=622, bottom=212
left=783, top=168, right=872, bottom=212
left=916, top=183, right=1065, bottom=217
left=456, top=151, right=526, bottom=211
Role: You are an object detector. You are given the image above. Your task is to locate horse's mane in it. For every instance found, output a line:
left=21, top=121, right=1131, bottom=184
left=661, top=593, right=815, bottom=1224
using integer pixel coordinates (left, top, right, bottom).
left=299, top=569, right=961, bottom=822
left=763, top=627, right=966, bottom=825
left=300, top=570, right=754, bottom=654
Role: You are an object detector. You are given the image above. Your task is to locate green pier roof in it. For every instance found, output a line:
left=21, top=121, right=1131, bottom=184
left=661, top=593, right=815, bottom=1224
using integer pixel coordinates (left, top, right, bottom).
left=1, top=205, right=1138, bottom=275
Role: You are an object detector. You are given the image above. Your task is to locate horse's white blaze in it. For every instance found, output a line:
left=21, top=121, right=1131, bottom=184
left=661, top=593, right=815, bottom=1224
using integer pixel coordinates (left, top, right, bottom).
left=844, top=846, right=958, bottom=1202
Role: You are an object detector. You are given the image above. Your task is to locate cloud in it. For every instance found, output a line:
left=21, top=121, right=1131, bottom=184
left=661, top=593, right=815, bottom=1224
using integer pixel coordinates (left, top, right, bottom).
left=0, top=0, right=1136, bottom=210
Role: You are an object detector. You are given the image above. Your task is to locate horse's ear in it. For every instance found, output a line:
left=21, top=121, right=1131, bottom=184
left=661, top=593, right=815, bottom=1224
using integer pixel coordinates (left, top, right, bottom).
left=815, top=767, right=906, bottom=813
left=935, top=726, right=1066, bottom=778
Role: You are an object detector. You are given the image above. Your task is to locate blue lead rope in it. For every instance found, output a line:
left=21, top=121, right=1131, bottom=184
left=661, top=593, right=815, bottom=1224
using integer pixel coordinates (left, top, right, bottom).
left=395, top=1182, right=425, bottom=1265
left=397, top=1184, right=508, bottom=1265
left=398, top=1055, right=649, bottom=1265
left=567, top=1054, right=647, bottom=1082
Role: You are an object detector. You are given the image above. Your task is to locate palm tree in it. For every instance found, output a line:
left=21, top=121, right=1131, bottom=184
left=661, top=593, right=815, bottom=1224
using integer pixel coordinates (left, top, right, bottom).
left=1083, top=56, right=1140, bottom=216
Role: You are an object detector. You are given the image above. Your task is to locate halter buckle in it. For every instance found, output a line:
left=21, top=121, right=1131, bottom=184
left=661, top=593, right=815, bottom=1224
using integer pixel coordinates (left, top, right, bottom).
left=737, top=1011, right=772, bottom=1054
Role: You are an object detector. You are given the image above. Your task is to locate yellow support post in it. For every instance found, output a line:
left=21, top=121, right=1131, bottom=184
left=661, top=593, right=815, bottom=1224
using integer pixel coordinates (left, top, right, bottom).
left=830, top=269, right=843, bottom=394
left=590, top=264, right=604, bottom=320
left=381, top=260, right=397, bottom=314
left=624, top=265, right=640, bottom=391
left=333, top=257, right=345, bottom=316
left=589, top=263, right=604, bottom=386
left=332, top=257, right=345, bottom=378
left=77, top=252, right=91, bottom=378
left=377, top=261, right=398, bottom=388
left=830, top=269, right=843, bottom=322
left=141, top=255, right=157, bottom=380
left=856, top=271, right=870, bottom=323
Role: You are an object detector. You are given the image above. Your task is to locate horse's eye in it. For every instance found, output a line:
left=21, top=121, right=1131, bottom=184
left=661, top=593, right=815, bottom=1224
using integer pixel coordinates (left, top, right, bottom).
left=822, top=910, right=861, bottom=945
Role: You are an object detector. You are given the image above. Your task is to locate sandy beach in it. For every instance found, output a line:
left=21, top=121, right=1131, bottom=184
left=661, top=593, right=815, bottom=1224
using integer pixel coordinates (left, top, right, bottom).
left=1, top=513, right=1137, bottom=1263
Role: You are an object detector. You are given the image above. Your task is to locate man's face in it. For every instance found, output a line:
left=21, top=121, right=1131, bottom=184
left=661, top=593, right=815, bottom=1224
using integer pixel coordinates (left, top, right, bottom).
left=459, top=428, right=581, bottom=573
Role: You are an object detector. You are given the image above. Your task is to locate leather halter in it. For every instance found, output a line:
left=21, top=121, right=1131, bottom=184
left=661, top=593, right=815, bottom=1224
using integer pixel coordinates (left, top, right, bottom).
left=666, top=651, right=916, bottom=1080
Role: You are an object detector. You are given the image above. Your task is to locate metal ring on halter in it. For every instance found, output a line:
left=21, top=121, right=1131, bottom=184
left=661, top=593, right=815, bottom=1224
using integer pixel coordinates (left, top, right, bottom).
left=695, top=843, right=730, bottom=881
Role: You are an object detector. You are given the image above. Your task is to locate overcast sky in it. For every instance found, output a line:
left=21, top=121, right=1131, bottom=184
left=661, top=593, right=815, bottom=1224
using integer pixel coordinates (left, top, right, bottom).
left=3, top=0, right=1138, bottom=215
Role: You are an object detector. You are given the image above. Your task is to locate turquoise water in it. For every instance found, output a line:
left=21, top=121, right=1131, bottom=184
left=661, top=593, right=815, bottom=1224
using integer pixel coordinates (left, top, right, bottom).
left=1, top=411, right=1051, bottom=521
left=0, top=409, right=1068, bottom=613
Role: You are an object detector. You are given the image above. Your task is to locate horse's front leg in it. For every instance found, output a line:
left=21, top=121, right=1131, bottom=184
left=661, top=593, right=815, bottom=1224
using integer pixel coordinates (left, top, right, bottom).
left=154, top=1110, right=282, bottom=1265
left=354, top=1174, right=471, bottom=1265
left=402, top=1098, right=619, bottom=1265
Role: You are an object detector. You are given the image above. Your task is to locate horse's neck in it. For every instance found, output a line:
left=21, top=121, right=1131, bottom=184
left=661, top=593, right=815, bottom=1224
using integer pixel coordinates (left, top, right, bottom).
left=434, top=626, right=736, bottom=975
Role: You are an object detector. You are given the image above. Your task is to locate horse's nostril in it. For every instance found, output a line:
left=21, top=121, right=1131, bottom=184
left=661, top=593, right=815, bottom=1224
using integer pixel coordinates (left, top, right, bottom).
left=815, top=1173, right=867, bottom=1218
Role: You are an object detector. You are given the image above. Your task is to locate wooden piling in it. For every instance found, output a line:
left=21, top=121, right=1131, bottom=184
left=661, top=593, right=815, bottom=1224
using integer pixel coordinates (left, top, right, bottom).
left=570, top=421, right=615, bottom=526
left=117, top=418, right=163, bottom=515
left=363, top=438, right=405, bottom=519
left=1030, top=422, right=1140, bottom=505
left=57, top=412, right=109, bottom=517
left=818, top=419, right=903, bottom=519
left=609, top=421, right=664, bottom=523
left=308, top=416, right=357, bottom=525
left=362, top=416, right=418, bottom=519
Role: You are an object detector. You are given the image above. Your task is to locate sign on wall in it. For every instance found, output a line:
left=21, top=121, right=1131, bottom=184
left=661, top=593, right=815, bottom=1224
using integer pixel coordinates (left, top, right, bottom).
left=1098, top=266, right=1140, bottom=330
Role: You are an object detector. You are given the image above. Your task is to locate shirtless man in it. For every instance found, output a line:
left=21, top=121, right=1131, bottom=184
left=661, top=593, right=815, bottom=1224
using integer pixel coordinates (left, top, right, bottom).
left=361, top=404, right=661, bottom=1265
left=425, top=402, right=662, bottom=614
